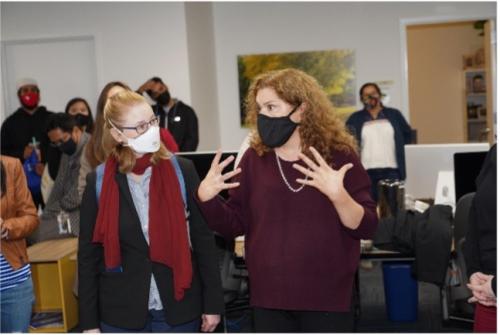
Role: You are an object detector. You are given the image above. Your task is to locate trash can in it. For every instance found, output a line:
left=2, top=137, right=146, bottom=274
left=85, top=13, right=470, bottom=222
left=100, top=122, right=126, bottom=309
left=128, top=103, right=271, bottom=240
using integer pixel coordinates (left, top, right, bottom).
left=382, top=261, right=418, bottom=322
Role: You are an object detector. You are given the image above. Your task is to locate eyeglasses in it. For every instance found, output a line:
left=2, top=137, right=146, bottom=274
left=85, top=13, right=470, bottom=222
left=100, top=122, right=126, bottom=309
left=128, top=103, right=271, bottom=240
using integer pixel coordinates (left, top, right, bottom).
left=110, top=115, right=159, bottom=135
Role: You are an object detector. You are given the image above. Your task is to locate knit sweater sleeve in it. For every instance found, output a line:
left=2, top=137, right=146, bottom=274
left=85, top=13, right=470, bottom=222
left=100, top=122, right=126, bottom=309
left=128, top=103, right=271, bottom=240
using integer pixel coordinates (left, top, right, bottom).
left=338, top=150, right=378, bottom=239
left=194, top=151, right=250, bottom=240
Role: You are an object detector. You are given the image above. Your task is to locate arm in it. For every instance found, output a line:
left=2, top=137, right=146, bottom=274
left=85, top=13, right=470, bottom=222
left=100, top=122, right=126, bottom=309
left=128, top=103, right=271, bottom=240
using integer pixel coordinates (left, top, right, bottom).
left=294, top=147, right=377, bottom=239
left=195, top=152, right=247, bottom=240
left=339, top=152, right=378, bottom=239
left=182, top=107, right=199, bottom=152
left=2, top=159, right=39, bottom=239
left=78, top=172, right=103, bottom=330
left=78, top=152, right=92, bottom=202
left=464, top=197, right=482, bottom=278
left=182, top=159, right=224, bottom=315
left=396, top=110, right=412, bottom=145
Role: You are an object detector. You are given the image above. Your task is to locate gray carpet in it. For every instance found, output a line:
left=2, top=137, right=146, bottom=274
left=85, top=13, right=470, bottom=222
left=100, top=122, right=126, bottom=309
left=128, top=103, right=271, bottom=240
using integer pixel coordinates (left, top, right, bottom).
left=223, top=261, right=474, bottom=333
left=355, top=261, right=472, bottom=333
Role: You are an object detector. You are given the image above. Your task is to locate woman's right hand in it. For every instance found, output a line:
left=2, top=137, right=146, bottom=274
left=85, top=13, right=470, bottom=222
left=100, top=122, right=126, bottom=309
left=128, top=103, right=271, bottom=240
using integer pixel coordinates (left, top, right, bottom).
left=198, top=150, right=242, bottom=202
left=83, top=328, right=100, bottom=333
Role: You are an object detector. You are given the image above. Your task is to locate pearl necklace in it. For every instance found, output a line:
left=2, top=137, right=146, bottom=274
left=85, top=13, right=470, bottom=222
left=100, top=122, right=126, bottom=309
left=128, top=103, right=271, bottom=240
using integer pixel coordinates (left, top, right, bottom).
left=275, top=151, right=309, bottom=193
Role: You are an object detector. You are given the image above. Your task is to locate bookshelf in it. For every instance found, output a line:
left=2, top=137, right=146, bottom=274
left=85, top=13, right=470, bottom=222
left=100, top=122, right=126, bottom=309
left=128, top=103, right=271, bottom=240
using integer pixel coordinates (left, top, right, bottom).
left=464, top=68, right=489, bottom=142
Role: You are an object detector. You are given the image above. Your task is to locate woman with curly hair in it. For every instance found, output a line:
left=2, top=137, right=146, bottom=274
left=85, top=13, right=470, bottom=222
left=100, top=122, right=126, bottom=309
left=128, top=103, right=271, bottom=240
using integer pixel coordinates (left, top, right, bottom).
left=196, top=68, right=378, bottom=332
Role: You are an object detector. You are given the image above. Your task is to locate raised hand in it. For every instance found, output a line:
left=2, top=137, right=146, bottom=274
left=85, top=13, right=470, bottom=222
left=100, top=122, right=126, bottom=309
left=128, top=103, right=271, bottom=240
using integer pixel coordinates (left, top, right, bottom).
left=293, top=146, right=353, bottom=202
left=198, top=150, right=242, bottom=202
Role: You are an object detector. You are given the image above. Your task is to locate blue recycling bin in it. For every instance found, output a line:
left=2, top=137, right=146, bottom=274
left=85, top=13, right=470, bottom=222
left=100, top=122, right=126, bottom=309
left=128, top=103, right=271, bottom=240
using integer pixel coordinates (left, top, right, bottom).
left=382, top=261, right=418, bottom=322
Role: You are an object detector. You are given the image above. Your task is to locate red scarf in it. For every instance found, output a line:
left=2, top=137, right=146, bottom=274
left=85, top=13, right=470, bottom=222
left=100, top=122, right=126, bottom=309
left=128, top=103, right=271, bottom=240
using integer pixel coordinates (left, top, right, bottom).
left=92, top=129, right=192, bottom=301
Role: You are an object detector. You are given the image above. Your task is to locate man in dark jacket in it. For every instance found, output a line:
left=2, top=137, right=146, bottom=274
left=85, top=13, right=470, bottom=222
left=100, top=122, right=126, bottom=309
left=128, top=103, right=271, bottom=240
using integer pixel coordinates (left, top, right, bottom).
left=0, top=78, right=54, bottom=208
left=137, top=77, right=199, bottom=152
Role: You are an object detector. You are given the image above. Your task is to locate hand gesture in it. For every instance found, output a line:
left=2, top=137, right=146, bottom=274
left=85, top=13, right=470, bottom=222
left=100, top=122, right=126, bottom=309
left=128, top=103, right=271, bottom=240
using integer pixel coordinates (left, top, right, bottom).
left=198, top=150, right=241, bottom=202
left=201, top=314, right=220, bottom=332
left=293, top=146, right=353, bottom=202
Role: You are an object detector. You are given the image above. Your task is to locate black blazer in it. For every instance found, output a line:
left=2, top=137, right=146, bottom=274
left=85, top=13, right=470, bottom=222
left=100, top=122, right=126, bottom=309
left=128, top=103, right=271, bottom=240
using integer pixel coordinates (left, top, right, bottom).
left=78, top=157, right=223, bottom=330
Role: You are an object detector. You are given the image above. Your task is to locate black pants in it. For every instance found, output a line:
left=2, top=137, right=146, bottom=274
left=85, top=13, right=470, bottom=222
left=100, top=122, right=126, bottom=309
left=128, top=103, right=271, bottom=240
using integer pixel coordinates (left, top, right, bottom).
left=253, top=307, right=354, bottom=333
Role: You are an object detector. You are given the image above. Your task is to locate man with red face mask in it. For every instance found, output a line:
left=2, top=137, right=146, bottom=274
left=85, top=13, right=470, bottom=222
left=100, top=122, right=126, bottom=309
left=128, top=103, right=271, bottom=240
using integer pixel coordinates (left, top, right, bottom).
left=0, top=78, right=54, bottom=208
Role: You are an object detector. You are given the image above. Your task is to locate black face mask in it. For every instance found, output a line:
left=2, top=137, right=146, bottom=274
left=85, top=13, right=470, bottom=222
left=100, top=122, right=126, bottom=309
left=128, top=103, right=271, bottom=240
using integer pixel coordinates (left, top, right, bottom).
left=257, top=106, right=300, bottom=148
left=58, top=138, right=77, bottom=156
left=156, top=90, right=171, bottom=106
left=73, top=114, right=90, bottom=128
left=363, top=95, right=380, bottom=111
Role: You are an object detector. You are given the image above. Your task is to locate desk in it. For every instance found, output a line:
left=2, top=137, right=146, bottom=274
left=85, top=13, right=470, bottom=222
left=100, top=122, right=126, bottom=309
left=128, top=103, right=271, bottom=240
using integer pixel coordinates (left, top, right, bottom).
left=233, top=236, right=415, bottom=266
left=28, top=238, right=78, bottom=333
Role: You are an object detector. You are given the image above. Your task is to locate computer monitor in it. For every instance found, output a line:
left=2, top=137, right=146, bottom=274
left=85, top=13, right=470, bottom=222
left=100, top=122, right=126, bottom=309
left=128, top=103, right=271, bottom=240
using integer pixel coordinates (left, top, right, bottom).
left=453, top=151, right=487, bottom=202
left=404, top=143, right=489, bottom=199
left=177, top=151, right=238, bottom=199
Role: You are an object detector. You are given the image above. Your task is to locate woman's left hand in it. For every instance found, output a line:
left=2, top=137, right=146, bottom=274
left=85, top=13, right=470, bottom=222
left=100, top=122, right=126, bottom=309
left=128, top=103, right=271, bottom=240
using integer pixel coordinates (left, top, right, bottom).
left=293, top=146, right=353, bottom=203
left=201, top=314, right=220, bottom=332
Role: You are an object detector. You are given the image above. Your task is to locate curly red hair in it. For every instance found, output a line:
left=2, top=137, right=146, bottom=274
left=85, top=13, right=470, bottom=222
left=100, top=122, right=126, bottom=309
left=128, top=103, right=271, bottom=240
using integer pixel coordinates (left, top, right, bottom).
left=245, top=68, right=358, bottom=162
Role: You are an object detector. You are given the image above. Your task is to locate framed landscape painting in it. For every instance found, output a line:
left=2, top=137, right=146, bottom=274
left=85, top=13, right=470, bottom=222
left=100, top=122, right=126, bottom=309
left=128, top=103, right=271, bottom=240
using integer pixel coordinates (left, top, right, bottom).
left=238, top=49, right=356, bottom=126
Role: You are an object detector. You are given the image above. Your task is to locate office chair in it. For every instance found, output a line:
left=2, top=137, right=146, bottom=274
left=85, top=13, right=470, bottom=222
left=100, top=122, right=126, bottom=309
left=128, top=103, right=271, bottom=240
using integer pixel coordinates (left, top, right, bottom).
left=453, top=192, right=475, bottom=245
left=441, top=193, right=475, bottom=326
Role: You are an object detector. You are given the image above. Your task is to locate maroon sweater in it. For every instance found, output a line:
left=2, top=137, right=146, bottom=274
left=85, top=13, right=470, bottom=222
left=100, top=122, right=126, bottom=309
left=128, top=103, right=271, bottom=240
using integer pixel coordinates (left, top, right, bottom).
left=196, top=148, right=378, bottom=312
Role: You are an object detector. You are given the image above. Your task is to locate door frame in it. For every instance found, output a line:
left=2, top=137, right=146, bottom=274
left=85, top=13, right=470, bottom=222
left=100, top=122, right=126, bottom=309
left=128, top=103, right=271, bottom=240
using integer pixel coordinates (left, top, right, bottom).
left=1, top=34, right=103, bottom=121
left=399, top=14, right=496, bottom=126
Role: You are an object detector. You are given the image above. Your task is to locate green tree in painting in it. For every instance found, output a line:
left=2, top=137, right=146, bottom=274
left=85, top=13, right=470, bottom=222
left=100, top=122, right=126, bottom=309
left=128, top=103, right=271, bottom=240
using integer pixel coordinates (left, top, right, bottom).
left=238, top=50, right=356, bottom=126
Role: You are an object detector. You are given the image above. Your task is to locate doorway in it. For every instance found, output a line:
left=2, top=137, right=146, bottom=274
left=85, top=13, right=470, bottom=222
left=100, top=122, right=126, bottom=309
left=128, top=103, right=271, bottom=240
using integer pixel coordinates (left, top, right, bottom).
left=404, top=19, right=496, bottom=144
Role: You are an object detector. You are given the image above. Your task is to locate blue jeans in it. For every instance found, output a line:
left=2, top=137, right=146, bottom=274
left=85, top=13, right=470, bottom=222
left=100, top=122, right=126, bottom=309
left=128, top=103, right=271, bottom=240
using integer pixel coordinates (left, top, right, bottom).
left=366, top=168, right=401, bottom=202
left=100, top=310, right=200, bottom=333
left=1, top=277, right=35, bottom=333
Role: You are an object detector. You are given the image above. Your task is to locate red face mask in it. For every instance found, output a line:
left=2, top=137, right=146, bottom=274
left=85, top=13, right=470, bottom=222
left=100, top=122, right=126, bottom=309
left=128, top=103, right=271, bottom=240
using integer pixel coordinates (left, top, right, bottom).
left=20, top=92, right=40, bottom=109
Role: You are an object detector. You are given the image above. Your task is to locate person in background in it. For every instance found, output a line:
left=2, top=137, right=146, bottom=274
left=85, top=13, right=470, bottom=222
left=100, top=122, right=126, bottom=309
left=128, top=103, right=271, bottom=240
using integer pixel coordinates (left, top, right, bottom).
left=346, top=83, right=412, bottom=201
left=78, top=90, right=222, bottom=332
left=196, top=68, right=378, bottom=332
left=0, top=155, right=40, bottom=332
left=465, top=144, right=496, bottom=333
left=78, top=82, right=178, bottom=201
left=43, top=97, right=95, bottom=203
left=0, top=78, right=54, bottom=208
left=66, top=97, right=94, bottom=133
left=29, top=113, right=90, bottom=243
left=138, top=77, right=199, bottom=152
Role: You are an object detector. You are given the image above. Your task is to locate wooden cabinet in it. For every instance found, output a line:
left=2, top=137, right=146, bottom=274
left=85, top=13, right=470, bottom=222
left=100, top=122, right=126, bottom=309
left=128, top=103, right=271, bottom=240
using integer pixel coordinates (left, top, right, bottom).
left=27, top=238, right=78, bottom=333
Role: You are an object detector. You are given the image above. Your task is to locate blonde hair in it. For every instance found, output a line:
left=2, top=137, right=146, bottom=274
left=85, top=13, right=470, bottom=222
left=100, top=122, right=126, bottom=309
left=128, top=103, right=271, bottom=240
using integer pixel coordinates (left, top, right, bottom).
left=85, top=81, right=131, bottom=169
left=245, top=68, right=358, bottom=162
left=102, top=90, right=169, bottom=174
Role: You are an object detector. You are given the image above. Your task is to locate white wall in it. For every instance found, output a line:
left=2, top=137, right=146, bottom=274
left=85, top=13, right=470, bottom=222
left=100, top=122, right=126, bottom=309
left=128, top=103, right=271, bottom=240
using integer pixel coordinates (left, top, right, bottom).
left=185, top=3, right=220, bottom=151
left=1, top=2, right=191, bottom=117
left=212, top=2, right=496, bottom=150
left=1, top=2, right=496, bottom=151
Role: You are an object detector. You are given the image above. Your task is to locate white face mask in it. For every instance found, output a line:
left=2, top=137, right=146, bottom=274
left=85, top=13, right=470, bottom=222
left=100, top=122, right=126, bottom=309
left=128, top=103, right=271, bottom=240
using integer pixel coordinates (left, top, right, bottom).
left=110, top=120, right=161, bottom=154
